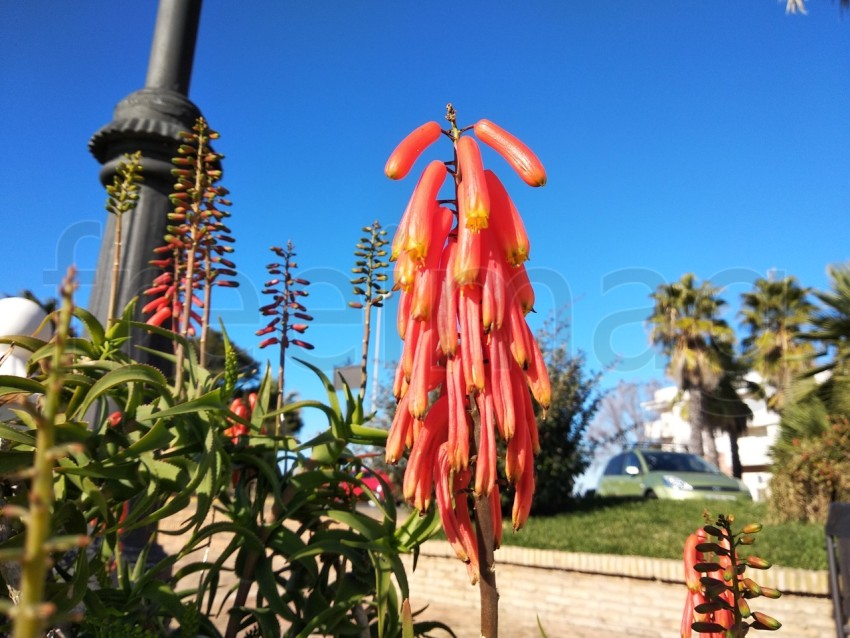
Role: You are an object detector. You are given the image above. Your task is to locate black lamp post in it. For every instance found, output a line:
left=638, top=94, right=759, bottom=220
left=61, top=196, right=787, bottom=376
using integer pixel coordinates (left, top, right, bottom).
left=86, top=0, right=205, bottom=568
left=88, top=0, right=204, bottom=365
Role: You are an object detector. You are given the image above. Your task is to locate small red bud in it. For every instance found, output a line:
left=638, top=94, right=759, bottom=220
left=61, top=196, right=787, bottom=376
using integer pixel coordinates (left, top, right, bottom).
left=107, top=411, right=123, bottom=427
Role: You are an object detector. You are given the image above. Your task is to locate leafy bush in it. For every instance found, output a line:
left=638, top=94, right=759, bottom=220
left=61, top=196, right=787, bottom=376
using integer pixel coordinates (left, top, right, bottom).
left=0, top=289, right=447, bottom=637
left=768, top=415, right=850, bottom=524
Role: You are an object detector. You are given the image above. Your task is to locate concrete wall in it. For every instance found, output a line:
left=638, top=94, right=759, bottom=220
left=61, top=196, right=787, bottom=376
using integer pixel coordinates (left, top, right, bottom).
left=403, top=541, right=836, bottom=638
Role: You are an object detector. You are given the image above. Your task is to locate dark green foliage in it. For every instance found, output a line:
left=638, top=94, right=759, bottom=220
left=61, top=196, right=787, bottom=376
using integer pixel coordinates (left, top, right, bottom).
left=527, top=320, right=603, bottom=516
left=0, top=296, right=445, bottom=637
left=769, top=415, right=850, bottom=523
left=769, top=264, right=850, bottom=523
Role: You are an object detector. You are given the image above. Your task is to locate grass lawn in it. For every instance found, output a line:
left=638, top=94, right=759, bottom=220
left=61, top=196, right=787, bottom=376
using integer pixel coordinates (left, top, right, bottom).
left=497, top=498, right=829, bottom=571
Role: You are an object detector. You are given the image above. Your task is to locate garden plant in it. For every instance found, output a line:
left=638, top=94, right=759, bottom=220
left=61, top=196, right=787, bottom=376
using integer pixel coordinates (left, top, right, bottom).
left=0, top=117, right=451, bottom=637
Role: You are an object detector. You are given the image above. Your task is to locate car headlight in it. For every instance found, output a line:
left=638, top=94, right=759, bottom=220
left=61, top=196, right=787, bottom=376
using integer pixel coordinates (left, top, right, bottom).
left=662, top=475, right=693, bottom=491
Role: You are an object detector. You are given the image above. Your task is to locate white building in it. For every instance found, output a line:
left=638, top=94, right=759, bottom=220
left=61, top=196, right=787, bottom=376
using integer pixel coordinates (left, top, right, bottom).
left=642, top=375, right=780, bottom=501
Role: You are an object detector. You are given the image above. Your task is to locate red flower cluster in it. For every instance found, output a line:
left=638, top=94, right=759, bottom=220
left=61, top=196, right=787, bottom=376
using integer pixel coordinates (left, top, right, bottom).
left=223, top=394, right=257, bottom=443
left=143, top=118, right=238, bottom=335
left=384, top=111, right=550, bottom=583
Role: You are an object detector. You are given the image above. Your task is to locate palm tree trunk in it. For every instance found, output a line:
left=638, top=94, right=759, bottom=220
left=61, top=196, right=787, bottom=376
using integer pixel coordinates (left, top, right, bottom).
left=729, top=416, right=744, bottom=478
left=688, top=389, right=705, bottom=456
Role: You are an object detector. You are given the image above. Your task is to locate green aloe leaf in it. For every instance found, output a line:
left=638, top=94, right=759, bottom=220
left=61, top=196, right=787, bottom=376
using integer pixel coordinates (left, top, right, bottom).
left=74, top=364, right=170, bottom=419
left=0, top=374, right=45, bottom=396
left=108, top=419, right=173, bottom=461
left=0, top=335, right=47, bottom=354
left=0, top=422, right=35, bottom=446
left=148, top=389, right=223, bottom=420
left=326, top=509, right=387, bottom=541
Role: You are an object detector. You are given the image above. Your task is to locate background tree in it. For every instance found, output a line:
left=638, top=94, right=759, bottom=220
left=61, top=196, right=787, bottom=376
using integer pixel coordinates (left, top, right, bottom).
left=739, top=275, right=815, bottom=413
left=769, top=264, right=850, bottom=522
left=586, top=380, right=658, bottom=455
left=528, top=317, right=604, bottom=515
left=648, top=273, right=733, bottom=460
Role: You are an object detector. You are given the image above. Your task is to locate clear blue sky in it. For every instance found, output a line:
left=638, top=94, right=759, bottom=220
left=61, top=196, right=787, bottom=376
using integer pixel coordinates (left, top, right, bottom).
left=2, top=2, right=849, bottom=439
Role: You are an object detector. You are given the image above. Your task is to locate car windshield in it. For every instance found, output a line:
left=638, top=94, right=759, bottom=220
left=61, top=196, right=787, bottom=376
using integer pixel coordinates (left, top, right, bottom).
left=641, top=451, right=720, bottom=474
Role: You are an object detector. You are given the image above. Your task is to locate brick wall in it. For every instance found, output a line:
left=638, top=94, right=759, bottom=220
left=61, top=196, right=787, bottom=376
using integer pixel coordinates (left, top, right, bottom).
left=403, top=541, right=836, bottom=638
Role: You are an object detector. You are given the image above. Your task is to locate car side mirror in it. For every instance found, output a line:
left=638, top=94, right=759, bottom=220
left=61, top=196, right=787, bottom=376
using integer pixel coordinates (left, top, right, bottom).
left=624, top=465, right=640, bottom=476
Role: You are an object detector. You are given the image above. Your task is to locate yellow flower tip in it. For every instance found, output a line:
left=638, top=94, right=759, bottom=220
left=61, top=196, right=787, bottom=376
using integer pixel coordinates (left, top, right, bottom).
left=404, top=240, right=427, bottom=263
left=464, top=208, right=490, bottom=231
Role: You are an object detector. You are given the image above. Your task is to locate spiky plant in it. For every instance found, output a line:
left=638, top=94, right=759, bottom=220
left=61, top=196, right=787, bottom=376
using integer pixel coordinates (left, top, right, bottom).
left=142, top=117, right=238, bottom=384
left=349, top=220, right=390, bottom=401
left=257, top=241, right=313, bottom=435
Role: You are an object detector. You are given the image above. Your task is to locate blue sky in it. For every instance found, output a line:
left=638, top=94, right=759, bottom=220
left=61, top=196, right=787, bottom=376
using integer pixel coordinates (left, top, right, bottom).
left=2, top=2, right=849, bottom=439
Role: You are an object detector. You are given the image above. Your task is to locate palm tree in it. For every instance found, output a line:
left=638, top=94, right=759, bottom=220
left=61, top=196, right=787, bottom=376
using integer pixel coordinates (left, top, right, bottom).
left=739, top=276, right=815, bottom=413
left=649, top=273, right=733, bottom=459
left=808, top=264, right=850, bottom=376
left=769, top=265, right=850, bottom=471
left=801, top=263, right=850, bottom=418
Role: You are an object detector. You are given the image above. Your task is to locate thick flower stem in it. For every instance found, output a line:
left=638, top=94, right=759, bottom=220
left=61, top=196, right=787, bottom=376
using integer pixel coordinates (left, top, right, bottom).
left=471, top=398, right=498, bottom=637
left=358, top=299, right=372, bottom=401
left=14, top=269, right=75, bottom=638
left=474, top=491, right=499, bottom=637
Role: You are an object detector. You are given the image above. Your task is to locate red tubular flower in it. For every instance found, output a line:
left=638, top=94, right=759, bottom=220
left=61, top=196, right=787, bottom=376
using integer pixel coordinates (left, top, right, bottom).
left=453, top=194, right=483, bottom=286
left=385, top=120, right=443, bottom=181
left=446, top=355, right=470, bottom=471
left=384, top=114, right=549, bottom=576
left=511, top=449, right=534, bottom=531
left=456, top=135, right=490, bottom=231
left=410, top=206, right=453, bottom=321
left=488, top=327, right=515, bottom=441
left=405, top=162, right=449, bottom=262
left=408, top=325, right=438, bottom=419
left=436, top=240, right=459, bottom=357
left=458, top=285, right=485, bottom=393
left=402, top=395, right=449, bottom=510
left=474, top=382, right=497, bottom=497
left=484, top=169, right=530, bottom=266
left=386, top=393, right=413, bottom=463
left=435, top=444, right=470, bottom=563
left=224, top=397, right=252, bottom=444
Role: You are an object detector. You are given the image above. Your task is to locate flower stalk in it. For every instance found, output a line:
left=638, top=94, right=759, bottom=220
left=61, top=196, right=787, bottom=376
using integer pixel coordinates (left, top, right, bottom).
left=349, top=221, right=390, bottom=401
left=104, top=151, right=142, bottom=328
left=682, top=513, right=782, bottom=637
left=257, top=241, right=313, bottom=435
left=142, top=117, right=237, bottom=387
left=12, top=269, right=76, bottom=638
